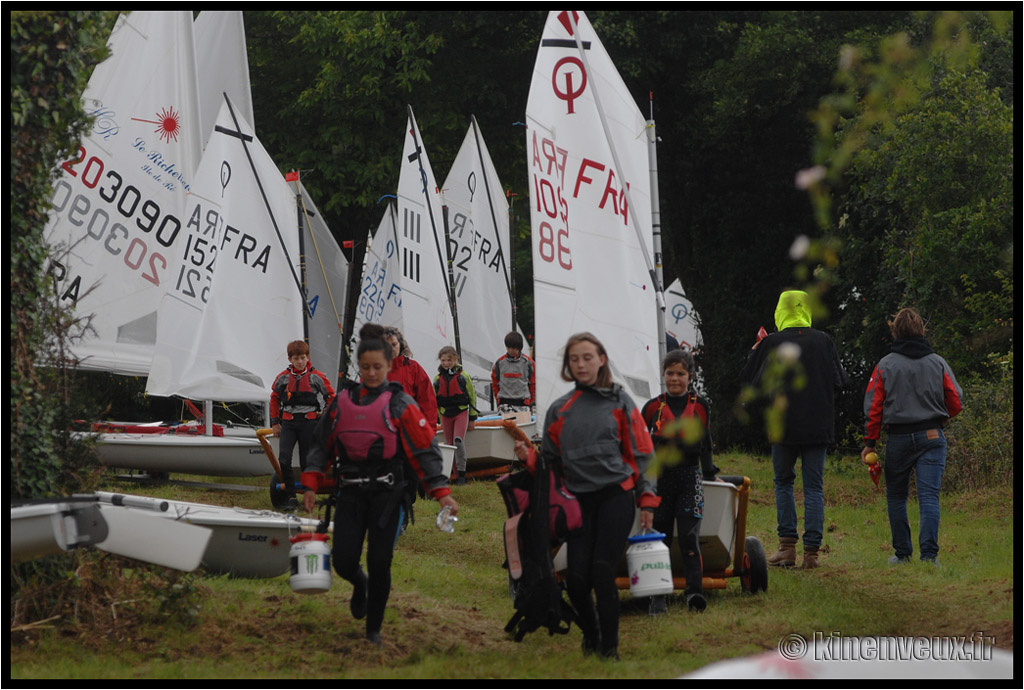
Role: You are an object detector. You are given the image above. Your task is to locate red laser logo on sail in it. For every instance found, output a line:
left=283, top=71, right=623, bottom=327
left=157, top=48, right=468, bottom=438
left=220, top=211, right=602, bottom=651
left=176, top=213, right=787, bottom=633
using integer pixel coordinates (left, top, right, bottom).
left=132, top=106, right=182, bottom=144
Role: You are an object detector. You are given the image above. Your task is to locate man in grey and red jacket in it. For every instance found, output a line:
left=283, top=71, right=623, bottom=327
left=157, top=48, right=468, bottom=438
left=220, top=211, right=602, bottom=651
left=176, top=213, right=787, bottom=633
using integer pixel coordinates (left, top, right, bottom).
left=862, top=307, right=962, bottom=567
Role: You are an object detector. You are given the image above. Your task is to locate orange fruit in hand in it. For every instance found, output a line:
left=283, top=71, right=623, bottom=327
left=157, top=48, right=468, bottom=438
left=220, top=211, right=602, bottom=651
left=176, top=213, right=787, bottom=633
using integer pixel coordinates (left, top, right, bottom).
left=865, top=452, right=878, bottom=465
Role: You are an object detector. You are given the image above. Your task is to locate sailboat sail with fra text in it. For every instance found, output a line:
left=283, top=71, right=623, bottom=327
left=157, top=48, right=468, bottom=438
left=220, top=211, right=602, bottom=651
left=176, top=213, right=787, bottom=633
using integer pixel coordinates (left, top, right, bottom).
left=526, top=11, right=661, bottom=424
left=440, top=116, right=519, bottom=390
left=147, top=98, right=305, bottom=404
left=44, top=11, right=203, bottom=376
left=83, top=12, right=349, bottom=477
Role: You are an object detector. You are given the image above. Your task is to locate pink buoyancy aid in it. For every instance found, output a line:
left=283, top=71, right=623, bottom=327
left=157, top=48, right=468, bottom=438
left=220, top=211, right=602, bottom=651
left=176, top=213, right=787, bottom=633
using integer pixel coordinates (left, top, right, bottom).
left=331, top=390, right=399, bottom=463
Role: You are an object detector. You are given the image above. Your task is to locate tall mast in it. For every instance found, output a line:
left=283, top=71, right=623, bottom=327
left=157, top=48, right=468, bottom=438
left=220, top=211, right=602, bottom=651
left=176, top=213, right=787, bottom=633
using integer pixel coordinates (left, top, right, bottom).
left=647, top=93, right=667, bottom=387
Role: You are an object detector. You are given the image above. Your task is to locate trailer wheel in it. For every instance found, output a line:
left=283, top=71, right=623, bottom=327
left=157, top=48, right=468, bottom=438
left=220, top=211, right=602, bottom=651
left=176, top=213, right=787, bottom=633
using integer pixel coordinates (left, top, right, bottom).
left=741, top=536, right=769, bottom=594
left=269, top=475, right=291, bottom=509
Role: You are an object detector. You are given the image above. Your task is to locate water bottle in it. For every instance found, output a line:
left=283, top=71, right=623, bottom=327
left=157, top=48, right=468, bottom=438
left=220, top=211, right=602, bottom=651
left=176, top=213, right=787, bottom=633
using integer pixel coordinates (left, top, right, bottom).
left=436, top=505, right=458, bottom=533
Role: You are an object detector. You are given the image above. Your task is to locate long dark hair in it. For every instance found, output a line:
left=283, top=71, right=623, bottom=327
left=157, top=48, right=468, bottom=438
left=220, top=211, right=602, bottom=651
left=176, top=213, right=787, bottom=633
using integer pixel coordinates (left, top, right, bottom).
left=560, top=332, right=613, bottom=388
left=357, top=323, right=392, bottom=363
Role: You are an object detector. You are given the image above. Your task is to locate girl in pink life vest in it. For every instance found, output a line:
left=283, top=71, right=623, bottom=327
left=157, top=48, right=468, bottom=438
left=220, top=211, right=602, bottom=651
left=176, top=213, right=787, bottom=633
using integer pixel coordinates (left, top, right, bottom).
left=301, top=323, right=457, bottom=645
left=514, top=332, right=658, bottom=660
left=433, top=346, right=477, bottom=485
left=640, top=348, right=719, bottom=615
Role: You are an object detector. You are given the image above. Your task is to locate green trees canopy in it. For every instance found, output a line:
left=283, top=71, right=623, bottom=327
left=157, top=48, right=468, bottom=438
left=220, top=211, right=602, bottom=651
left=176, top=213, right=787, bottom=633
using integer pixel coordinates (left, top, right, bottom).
left=12, top=11, right=1014, bottom=478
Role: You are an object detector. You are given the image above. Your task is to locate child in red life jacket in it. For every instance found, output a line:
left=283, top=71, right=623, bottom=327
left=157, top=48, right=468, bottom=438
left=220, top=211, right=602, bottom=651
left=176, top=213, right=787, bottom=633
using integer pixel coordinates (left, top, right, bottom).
left=641, top=348, right=719, bottom=615
left=301, top=323, right=456, bottom=645
left=269, top=340, right=336, bottom=508
left=433, top=346, right=477, bottom=485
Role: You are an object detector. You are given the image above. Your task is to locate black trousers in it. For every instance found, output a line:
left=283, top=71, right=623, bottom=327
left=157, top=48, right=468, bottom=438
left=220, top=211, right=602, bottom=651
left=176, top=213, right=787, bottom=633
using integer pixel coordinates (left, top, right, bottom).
left=653, top=465, right=704, bottom=596
left=278, top=418, right=316, bottom=487
left=331, top=486, right=404, bottom=634
left=565, top=485, right=634, bottom=654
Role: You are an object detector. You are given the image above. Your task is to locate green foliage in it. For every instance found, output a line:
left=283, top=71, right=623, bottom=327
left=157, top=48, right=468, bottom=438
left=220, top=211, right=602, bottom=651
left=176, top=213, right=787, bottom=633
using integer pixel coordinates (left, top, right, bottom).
left=793, top=10, right=1014, bottom=448
left=943, top=355, right=1015, bottom=492
left=835, top=67, right=1013, bottom=377
left=11, top=551, right=204, bottom=636
left=10, top=10, right=117, bottom=499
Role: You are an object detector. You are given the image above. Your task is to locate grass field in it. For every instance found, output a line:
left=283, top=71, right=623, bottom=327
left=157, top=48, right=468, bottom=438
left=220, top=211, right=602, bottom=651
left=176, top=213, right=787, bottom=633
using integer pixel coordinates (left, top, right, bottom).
left=10, top=452, right=1015, bottom=679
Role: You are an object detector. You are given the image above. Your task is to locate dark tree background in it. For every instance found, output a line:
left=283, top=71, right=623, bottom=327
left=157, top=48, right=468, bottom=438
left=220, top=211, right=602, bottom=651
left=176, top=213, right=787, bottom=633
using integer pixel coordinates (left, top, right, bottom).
left=242, top=10, right=1013, bottom=450
left=13, top=11, right=1014, bottom=473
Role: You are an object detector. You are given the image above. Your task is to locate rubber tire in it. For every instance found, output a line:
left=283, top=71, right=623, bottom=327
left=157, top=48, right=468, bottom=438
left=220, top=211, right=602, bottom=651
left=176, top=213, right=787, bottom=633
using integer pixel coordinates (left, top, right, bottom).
left=743, top=536, right=769, bottom=594
left=269, top=474, right=291, bottom=509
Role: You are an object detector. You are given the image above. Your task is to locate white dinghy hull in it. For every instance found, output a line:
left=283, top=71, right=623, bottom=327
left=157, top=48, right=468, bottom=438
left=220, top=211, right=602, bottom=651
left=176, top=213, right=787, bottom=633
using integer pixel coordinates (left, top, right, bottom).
left=89, top=431, right=280, bottom=478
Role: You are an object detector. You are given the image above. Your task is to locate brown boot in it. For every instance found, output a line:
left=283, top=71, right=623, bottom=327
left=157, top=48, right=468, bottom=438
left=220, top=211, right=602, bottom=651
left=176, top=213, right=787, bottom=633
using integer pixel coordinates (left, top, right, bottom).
left=768, top=537, right=797, bottom=567
left=802, top=546, right=820, bottom=569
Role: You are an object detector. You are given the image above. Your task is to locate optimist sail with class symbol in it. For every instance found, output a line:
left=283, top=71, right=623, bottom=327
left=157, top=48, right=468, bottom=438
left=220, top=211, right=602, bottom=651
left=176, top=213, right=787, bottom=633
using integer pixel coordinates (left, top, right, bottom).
left=526, top=10, right=663, bottom=424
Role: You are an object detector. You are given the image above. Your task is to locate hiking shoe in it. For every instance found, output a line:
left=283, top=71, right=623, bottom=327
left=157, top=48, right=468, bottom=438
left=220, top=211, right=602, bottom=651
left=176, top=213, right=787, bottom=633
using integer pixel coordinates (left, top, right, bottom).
left=768, top=537, right=798, bottom=567
left=648, top=595, right=668, bottom=616
left=455, top=471, right=467, bottom=486
left=350, top=570, right=368, bottom=620
left=888, top=555, right=911, bottom=565
left=686, top=593, right=707, bottom=613
left=802, top=547, right=820, bottom=569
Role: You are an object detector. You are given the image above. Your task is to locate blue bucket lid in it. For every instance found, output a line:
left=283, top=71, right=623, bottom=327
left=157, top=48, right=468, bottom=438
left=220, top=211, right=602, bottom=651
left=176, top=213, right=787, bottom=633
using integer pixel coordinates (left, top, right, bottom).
left=628, top=531, right=667, bottom=544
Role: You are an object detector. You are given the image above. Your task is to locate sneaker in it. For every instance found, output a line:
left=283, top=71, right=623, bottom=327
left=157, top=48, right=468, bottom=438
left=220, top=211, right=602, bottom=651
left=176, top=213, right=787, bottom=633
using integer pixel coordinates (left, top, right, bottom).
left=921, top=556, right=940, bottom=567
left=648, top=595, right=667, bottom=616
left=366, top=630, right=382, bottom=646
left=455, top=471, right=467, bottom=486
left=686, top=593, right=707, bottom=612
left=888, top=555, right=911, bottom=565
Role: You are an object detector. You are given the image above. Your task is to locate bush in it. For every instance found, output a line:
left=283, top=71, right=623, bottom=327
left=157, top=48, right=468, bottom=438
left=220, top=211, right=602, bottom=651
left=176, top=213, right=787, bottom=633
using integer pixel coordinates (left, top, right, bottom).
left=943, top=355, right=1014, bottom=492
left=11, top=551, right=205, bottom=640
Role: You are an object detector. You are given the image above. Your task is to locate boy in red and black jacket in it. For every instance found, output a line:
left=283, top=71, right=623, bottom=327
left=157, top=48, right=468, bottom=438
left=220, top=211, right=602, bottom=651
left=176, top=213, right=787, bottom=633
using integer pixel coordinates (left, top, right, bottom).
left=270, top=340, right=336, bottom=508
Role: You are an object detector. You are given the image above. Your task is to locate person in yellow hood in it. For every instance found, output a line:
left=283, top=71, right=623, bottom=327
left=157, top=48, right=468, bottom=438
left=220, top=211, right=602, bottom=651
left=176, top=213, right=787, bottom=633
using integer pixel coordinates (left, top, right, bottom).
left=741, top=290, right=849, bottom=569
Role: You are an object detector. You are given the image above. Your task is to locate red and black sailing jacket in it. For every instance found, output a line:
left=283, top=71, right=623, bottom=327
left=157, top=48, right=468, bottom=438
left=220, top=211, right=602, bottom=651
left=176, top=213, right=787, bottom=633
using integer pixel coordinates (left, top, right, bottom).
left=270, top=363, right=335, bottom=424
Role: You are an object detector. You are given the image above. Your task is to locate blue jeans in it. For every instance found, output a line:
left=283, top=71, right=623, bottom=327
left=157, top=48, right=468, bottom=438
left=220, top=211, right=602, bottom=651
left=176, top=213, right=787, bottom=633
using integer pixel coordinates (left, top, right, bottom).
left=771, top=444, right=827, bottom=550
left=884, top=429, right=946, bottom=561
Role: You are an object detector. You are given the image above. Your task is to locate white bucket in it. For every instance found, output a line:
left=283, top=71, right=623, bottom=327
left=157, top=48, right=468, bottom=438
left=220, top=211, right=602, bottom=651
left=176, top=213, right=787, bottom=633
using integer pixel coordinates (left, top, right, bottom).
left=289, top=533, right=332, bottom=594
left=626, top=532, right=673, bottom=597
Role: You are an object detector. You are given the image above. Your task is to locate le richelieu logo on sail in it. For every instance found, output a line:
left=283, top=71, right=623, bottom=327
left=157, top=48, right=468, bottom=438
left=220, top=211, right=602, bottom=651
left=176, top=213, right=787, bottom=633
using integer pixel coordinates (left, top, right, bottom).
left=47, top=101, right=195, bottom=306
left=87, top=99, right=194, bottom=195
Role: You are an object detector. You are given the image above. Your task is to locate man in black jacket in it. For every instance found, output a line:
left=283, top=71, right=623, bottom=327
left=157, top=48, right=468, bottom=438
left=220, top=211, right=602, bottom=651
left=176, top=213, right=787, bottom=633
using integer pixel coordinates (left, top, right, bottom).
left=741, top=290, right=848, bottom=569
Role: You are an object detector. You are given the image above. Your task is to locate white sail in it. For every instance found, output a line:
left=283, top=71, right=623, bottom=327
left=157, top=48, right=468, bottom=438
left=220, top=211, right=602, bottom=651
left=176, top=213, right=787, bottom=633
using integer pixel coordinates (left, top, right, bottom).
left=194, top=11, right=255, bottom=149
left=665, top=278, right=703, bottom=352
left=353, top=204, right=404, bottom=334
left=396, top=108, right=455, bottom=361
left=146, top=101, right=304, bottom=402
left=44, top=11, right=203, bottom=376
left=440, top=118, right=518, bottom=384
left=295, top=178, right=349, bottom=381
left=526, top=11, right=661, bottom=422
left=196, top=11, right=346, bottom=383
